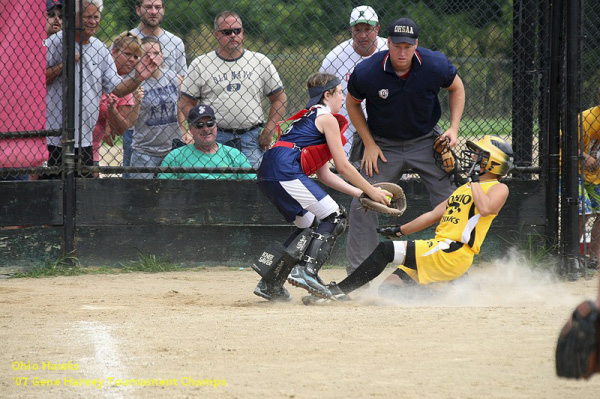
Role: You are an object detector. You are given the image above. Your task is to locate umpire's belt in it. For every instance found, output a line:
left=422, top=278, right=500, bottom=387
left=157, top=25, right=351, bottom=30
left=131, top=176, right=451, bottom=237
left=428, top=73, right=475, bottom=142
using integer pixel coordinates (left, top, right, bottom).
left=219, top=123, right=264, bottom=135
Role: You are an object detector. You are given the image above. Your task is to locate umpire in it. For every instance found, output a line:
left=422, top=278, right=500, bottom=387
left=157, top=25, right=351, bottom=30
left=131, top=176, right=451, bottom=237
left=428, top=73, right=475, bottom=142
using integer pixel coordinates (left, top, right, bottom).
left=345, top=17, right=465, bottom=275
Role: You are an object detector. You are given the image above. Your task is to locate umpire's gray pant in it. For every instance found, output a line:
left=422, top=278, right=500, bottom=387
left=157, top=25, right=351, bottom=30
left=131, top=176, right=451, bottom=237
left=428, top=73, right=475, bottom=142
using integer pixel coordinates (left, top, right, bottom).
left=345, top=130, right=455, bottom=275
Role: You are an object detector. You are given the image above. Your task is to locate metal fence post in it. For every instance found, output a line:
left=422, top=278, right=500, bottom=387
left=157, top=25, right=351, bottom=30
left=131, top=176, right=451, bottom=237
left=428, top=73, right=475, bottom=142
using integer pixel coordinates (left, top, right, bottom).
left=561, top=0, right=583, bottom=277
left=546, top=0, right=563, bottom=250
left=62, top=0, right=77, bottom=259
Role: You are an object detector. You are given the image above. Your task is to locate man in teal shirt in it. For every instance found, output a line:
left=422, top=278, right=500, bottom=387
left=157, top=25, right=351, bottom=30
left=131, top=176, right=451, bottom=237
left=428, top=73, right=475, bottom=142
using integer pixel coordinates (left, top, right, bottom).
left=159, top=105, right=255, bottom=180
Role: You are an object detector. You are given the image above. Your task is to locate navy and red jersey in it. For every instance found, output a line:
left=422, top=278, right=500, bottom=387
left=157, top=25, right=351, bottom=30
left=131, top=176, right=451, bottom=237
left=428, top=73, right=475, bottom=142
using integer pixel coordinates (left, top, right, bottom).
left=258, top=106, right=330, bottom=181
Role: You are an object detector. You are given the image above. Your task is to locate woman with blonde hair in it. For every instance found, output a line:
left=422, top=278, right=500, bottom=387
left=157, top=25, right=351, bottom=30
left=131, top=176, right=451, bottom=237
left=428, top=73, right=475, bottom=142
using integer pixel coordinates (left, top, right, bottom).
left=92, top=32, right=145, bottom=168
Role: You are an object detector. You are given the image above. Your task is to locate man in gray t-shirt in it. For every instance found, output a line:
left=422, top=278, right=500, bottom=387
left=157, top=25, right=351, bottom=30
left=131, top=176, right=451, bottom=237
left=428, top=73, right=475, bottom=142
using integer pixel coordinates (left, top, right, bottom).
left=129, top=0, right=186, bottom=77
left=121, top=0, right=187, bottom=173
left=179, top=11, right=287, bottom=168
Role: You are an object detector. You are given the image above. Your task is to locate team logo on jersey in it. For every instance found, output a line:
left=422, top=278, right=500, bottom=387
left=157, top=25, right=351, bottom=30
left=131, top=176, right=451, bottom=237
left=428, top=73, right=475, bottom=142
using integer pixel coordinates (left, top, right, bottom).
left=446, top=200, right=461, bottom=215
left=378, top=89, right=389, bottom=99
left=226, top=83, right=241, bottom=92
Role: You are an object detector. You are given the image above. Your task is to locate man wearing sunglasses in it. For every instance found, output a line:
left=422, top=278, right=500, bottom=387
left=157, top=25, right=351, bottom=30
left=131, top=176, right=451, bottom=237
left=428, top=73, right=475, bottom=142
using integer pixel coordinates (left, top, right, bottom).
left=158, top=105, right=254, bottom=180
left=180, top=10, right=287, bottom=169
left=45, top=0, right=62, bottom=38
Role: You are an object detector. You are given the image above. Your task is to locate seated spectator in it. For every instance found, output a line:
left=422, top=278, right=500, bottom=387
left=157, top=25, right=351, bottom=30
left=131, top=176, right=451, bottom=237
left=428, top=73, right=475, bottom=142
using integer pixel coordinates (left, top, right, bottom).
left=158, top=105, right=254, bottom=180
left=129, top=37, right=182, bottom=179
left=92, top=32, right=145, bottom=173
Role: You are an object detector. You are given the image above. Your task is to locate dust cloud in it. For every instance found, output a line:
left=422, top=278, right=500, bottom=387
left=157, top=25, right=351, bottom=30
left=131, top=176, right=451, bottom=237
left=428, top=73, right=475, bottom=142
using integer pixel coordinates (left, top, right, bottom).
left=356, top=247, right=584, bottom=308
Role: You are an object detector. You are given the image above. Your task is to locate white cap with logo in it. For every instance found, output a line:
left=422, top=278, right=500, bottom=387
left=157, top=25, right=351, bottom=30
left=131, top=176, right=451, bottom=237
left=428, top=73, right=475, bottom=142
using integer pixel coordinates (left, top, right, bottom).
left=350, top=5, right=379, bottom=27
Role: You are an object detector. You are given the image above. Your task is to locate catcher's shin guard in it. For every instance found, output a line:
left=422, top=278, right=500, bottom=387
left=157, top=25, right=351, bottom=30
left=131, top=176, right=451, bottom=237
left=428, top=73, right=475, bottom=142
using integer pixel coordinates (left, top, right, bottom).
left=252, top=228, right=313, bottom=285
left=288, top=207, right=348, bottom=298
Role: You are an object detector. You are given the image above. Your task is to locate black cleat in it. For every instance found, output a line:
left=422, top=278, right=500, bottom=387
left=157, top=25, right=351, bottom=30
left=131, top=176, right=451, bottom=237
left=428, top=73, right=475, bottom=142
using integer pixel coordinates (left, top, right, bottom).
left=328, top=282, right=350, bottom=301
left=301, top=283, right=350, bottom=306
left=301, top=295, right=327, bottom=306
left=253, top=279, right=291, bottom=302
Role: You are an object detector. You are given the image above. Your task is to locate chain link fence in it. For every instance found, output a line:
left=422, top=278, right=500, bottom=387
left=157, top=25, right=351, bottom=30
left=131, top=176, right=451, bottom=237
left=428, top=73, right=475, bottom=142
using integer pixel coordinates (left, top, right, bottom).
left=0, top=0, right=519, bottom=180
left=0, top=0, right=598, bottom=183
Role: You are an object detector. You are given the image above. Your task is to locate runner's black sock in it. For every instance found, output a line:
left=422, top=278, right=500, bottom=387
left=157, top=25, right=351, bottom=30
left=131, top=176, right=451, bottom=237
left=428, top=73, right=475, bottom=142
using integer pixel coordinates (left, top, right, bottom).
left=337, top=241, right=394, bottom=294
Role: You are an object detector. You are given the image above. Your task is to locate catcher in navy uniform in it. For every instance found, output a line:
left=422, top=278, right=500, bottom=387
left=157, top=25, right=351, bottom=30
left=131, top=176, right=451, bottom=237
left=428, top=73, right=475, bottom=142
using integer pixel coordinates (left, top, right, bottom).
left=250, top=73, right=394, bottom=301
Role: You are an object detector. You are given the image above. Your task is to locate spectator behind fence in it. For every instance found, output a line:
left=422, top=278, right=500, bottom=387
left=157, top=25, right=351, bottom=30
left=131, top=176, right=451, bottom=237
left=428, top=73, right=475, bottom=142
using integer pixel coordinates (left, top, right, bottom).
left=129, top=37, right=183, bottom=179
left=122, top=0, right=187, bottom=175
left=578, top=105, right=600, bottom=265
left=179, top=10, right=287, bottom=169
left=45, top=0, right=62, bottom=38
left=344, top=17, right=465, bottom=276
left=320, top=5, right=387, bottom=161
left=158, top=104, right=254, bottom=180
left=92, top=32, right=145, bottom=172
left=45, top=0, right=158, bottom=178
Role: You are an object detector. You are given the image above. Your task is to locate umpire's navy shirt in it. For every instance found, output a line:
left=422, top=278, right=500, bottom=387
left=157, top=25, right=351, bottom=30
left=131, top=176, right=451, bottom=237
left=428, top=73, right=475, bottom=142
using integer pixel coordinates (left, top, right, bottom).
left=347, top=47, right=457, bottom=140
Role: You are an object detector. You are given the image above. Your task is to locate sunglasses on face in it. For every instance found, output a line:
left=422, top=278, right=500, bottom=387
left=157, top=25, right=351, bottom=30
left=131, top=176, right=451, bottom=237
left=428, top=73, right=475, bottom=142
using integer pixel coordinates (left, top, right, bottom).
left=193, top=120, right=216, bottom=129
left=47, top=11, right=62, bottom=19
left=218, top=28, right=242, bottom=36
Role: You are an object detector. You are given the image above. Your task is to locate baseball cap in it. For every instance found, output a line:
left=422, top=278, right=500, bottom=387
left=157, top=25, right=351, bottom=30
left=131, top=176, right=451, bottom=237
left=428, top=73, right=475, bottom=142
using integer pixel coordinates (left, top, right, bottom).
left=388, top=18, right=419, bottom=45
left=188, top=105, right=216, bottom=124
left=349, top=6, right=378, bottom=27
left=46, top=0, right=62, bottom=11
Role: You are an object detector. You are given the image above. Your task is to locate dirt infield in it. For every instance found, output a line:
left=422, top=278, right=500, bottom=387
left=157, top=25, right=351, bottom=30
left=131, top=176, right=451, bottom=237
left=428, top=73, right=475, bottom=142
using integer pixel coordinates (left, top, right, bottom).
left=1, top=254, right=600, bottom=398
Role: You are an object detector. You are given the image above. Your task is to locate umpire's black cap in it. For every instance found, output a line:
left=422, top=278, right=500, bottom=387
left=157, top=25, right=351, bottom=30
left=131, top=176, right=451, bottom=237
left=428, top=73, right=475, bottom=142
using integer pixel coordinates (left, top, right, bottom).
left=388, top=18, right=418, bottom=45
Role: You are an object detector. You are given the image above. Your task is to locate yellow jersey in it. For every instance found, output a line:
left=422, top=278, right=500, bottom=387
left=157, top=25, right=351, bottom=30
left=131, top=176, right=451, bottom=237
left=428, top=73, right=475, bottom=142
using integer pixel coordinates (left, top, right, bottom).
left=434, top=180, right=499, bottom=254
left=580, top=106, right=600, bottom=185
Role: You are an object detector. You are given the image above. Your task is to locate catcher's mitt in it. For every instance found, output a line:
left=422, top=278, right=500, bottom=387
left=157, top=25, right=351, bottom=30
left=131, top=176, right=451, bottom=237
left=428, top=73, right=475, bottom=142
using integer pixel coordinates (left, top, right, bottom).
left=433, top=135, right=456, bottom=173
left=556, top=300, right=600, bottom=379
left=359, top=182, right=406, bottom=216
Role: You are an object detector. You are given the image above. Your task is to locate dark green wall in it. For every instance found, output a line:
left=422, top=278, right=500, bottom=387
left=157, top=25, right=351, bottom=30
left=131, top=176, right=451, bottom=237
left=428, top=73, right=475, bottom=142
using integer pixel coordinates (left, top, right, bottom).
left=0, top=178, right=545, bottom=269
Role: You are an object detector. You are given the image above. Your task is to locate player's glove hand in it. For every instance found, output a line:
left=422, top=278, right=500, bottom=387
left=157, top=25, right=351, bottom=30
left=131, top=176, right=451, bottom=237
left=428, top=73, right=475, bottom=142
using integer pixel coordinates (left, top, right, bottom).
left=556, top=300, right=600, bottom=379
left=467, top=152, right=485, bottom=183
left=377, top=225, right=405, bottom=239
left=433, top=135, right=456, bottom=173
left=359, top=182, right=407, bottom=216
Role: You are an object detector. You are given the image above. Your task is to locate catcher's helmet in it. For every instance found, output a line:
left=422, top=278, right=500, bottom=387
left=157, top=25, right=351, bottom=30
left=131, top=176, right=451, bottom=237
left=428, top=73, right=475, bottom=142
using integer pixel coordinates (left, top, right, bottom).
left=462, top=135, right=514, bottom=177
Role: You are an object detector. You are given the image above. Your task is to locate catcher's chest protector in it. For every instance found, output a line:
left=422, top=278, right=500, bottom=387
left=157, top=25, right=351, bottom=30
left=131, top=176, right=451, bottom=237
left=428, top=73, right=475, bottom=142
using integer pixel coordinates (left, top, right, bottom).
left=273, top=109, right=348, bottom=176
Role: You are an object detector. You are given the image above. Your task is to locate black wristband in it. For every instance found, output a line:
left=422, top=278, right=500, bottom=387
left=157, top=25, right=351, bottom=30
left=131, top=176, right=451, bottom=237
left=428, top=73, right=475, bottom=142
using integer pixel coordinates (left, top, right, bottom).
left=397, top=226, right=405, bottom=237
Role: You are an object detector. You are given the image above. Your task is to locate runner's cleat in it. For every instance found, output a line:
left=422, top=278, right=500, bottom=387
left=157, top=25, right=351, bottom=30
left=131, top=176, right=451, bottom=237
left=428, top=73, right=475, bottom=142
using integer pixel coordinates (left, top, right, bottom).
left=328, top=282, right=350, bottom=301
left=253, top=279, right=292, bottom=302
left=301, top=295, right=328, bottom=306
left=287, top=266, right=332, bottom=299
left=301, top=283, right=350, bottom=306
